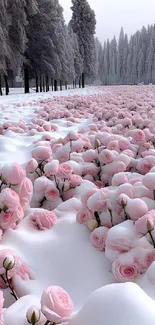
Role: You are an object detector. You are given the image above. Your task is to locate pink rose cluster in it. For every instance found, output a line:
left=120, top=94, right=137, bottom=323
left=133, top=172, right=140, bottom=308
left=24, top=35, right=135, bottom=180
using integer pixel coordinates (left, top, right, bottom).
left=30, top=160, right=82, bottom=210
left=0, top=248, right=35, bottom=290
left=77, top=176, right=155, bottom=282
left=27, top=285, right=73, bottom=325
left=0, top=163, right=33, bottom=233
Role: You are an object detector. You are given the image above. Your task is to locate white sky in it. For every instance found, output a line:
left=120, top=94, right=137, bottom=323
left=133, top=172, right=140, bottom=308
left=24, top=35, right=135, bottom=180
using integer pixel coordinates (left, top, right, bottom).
left=59, top=0, right=155, bottom=43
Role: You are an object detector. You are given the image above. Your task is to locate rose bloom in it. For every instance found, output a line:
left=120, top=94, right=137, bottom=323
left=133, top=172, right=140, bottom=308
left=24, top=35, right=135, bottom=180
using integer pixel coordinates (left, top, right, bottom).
left=30, top=209, right=57, bottom=230
left=76, top=206, right=95, bottom=225
left=58, top=163, right=73, bottom=179
left=41, top=286, right=73, bottom=324
left=0, top=203, right=24, bottom=230
left=45, top=185, right=59, bottom=201
left=112, top=253, right=140, bottom=282
left=1, top=162, right=26, bottom=185
left=44, top=160, right=59, bottom=177
left=32, top=146, right=52, bottom=161
left=26, top=158, right=38, bottom=173
left=19, top=177, right=33, bottom=201
left=90, top=227, right=108, bottom=251
left=69, top=175, right=82, bottom=187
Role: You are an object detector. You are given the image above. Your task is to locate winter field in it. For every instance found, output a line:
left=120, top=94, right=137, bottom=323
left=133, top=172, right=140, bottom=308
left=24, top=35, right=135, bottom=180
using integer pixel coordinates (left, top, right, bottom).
left=1, top=85, right=155, bottom=324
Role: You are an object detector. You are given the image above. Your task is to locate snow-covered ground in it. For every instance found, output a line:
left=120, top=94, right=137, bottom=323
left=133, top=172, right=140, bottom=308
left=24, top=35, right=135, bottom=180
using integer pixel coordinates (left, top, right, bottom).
left=1, top=85, right=155, bottom=325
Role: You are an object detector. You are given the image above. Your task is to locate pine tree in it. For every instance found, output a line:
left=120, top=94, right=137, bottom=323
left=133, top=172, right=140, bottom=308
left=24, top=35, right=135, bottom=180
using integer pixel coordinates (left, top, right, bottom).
left=0, top=0, right=10, bottom=95
left=70, top=0, right=96, bottom=88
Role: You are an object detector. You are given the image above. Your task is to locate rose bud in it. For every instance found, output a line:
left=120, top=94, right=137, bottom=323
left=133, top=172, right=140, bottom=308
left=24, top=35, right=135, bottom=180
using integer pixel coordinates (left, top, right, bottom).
left=3, top=254, right=15, bottom=271
left=26, top=306, right=41, bottom=324
left=87, top=219, right=98, bottom=232
left=147, top=218, right=154, bottom=233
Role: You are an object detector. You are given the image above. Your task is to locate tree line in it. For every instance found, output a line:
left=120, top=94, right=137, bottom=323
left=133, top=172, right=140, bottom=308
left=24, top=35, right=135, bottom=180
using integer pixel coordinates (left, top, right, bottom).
left=96, top=24, right=155, bottom=85
left=0, top=0, right=96, bottom=95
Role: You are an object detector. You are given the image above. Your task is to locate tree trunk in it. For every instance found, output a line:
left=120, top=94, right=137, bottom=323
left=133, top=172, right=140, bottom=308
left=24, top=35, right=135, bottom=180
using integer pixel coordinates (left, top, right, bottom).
left=43, top=77, right=45, bottom=92
left=54, top=80, right=57, bottom=91
left=45, top=75, right=49, bottom=92
left=60, top=80, right=62, bottom=91
left=65, top=81, right=67, bottom=90
left=40, top=76, right=42, bottom=92
left=82, top=72, right=85, bottom=88
left=24, top=66, right=29, bottom=94
left=4, top=75, right=9, bottom=95
left=51, top=79, right=53, bottom=91
left=73, top=81, right=75, bottom=89
left=36, top=75, right=39, bottom=93
left=0, top=76, right=2, bottom=96
left=75, top=79, right=77, bottom=88
left=79, top=77, right=81, bottom=88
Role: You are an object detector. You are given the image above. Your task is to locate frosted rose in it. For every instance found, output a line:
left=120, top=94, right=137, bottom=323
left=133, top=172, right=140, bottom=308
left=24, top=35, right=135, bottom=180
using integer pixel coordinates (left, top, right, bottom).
left=87, top=189, right=109, bottom=212
left=0, top=188, right=20, bottom=208
left=41, top=286, right=73, bottom=324
left=82, top=165, right=99, bottom=177
left=1, top=163, right=26, bottom=185
left=26, top=159, right=38, bottom=173
left=58, top=163, right=73, bottom=179
left=45, top=184, right=59, bottom=201
left=32, top=146, right=52, bottom=161
left=19, top=177, right=33, bottom=201
left=135, top=210, right=155, bottom=235
left=44, top=160, right=59, bottom=177
left=81, top=189, right=98, bottom=206
left=132, top=129, right=145, bottom=144
left=30, top=209, right=57, bottom=230
left=76, top=206, right=94, bottom=224
left=70, top=175, right=82, bottom=187
left=112, top=253, right=140, bottom=282
left=90, top=226, right=108, bottom=251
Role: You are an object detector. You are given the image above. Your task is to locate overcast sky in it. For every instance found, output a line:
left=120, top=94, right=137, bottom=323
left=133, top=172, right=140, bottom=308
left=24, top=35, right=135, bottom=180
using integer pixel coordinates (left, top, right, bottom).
left=59, top=0, right=155, bottom=43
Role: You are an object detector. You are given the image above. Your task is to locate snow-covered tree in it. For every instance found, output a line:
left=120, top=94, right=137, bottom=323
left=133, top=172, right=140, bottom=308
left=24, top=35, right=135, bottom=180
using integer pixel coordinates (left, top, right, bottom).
left=70, top=0, right=96, bottom=87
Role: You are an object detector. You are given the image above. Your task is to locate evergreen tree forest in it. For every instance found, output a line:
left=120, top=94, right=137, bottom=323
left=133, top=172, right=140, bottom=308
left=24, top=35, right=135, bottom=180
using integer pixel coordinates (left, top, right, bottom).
left=1, top=0, right=155, bottom=95
left=97, top=25, right=155, bottom=86
left=0, top=0, right=96, bottom=94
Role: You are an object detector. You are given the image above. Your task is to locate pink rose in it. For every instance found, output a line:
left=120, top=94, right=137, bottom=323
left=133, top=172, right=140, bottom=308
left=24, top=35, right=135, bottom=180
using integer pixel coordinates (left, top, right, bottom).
left=82, top=165, right=99, bottom=177
left=41, top=286, right=73, bottom=324
left=1, top=163, right=26, bottom=185
left=0, top=188, right=20, bottom=208
left=76, top=206, right=94, bottom=224
left=44, top=160, right=59, bottom=177
left=132, top=129, right=145, bottom=144
left=133, top=246, right=155, bottom=273
left=32, top=146, right=52, bottom=161
left=87, top=189, right=109, bottom=212
left=0, top=292, right=4, bottom=325
left=90, top=227, right=108, bottom=251
left=26, top=158, right=38, bottom=173
left=112, top=253, right=140, bottom=282
left=81, top=189, right=98, bottom=206
left=99, top=149, right=114, bottom=165
left=0, top=188, right=24, bottom=229
left=45, top=184, right=59, bottom=201
left=58, top=163, right=73, bottom=179
left=69, top=175, right=82, bottom=187
left=135, top=210, right=155, bottom=235
left=19, top=178, right=33, bottom=201
left=30, top=209, right=57, bottom=230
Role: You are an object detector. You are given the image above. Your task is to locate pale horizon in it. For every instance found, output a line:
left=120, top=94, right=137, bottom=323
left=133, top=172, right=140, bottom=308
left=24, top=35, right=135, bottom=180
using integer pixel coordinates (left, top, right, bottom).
left=59, top=0, right=155, bottom=43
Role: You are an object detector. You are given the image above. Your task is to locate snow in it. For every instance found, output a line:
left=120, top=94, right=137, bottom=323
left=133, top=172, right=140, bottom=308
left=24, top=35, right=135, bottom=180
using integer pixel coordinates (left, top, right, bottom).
left=1, top=86, right=155, bottom=325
